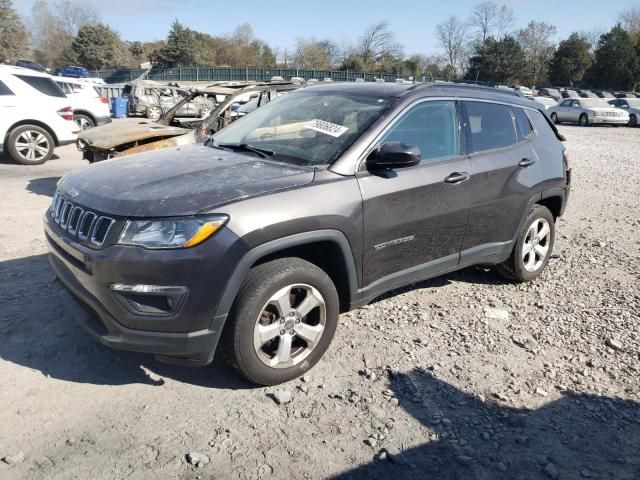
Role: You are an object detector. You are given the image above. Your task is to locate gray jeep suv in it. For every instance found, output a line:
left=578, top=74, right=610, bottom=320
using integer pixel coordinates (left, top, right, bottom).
left=45, top=83, right=571, bottom=385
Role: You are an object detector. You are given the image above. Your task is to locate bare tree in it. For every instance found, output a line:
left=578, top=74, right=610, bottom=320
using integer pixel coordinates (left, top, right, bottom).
left=469, top=2, right=514, bottom=42
left=54, top=0, right=100, bottom=37
left=495, top=4, right=515, bottom=37
left=292, top=37, right=338, bottom=69
left=517, top=21, right=557, bottom=86
left=435, top=16, right=468, bottom=76
left=356, top=21, right=402, bottom=70
left=580, top=27, right=606, bottom=53
left=618, top=5, right=640, bottom=41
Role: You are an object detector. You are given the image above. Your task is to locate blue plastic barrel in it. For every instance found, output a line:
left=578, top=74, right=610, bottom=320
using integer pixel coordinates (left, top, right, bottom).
left=111, top=97, right=128, bottom=118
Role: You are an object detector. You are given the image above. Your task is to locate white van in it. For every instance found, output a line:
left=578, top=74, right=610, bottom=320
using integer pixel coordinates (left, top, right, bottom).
left=0, top=66, right=78, bottom=165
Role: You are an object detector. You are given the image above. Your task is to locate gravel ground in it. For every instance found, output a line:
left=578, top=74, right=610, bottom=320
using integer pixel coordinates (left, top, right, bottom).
left=0, top=125, right=639, bottom=480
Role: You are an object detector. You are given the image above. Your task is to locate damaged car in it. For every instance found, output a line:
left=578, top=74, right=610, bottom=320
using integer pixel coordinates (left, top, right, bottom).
left=122, top=80, right=216, bottom=120
left=76, top=82, right=300, bottom=163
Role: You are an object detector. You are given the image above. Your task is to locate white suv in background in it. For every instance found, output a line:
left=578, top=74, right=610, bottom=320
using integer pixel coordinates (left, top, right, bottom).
left=54, top=76, right=111, bottom=130
left=0, top=66, right=78, bottom=165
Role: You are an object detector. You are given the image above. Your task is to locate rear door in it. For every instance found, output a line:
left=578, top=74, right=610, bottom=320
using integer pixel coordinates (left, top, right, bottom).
left=459, top=101, right=543, bottom=263
left=358, top=99, right=471, bottom=286
left=0, top=78, right=18, bottom=148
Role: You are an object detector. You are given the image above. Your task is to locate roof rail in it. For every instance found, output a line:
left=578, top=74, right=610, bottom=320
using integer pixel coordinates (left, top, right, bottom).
left=406, top=82, right=524, bottom=98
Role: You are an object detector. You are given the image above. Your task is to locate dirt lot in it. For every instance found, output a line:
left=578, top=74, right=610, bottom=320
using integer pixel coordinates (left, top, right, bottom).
left=1, top=126, right=639, bottom=480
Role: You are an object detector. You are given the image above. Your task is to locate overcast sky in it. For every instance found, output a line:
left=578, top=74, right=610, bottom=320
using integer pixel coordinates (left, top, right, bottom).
left=12, top=0, right=638, bottom=55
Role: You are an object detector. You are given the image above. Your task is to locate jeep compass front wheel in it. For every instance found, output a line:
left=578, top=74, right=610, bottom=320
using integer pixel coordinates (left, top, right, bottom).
left=224, top=258, right=339, bottom=385
left=496, top=204, right=555, bottom=283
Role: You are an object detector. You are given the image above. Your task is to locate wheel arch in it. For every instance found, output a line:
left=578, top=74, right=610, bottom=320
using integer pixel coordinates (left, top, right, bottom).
left=73, top=110, right=96, bottom=124
left=212, top=230, right=359, bottom=326
left=4, top=120, right=59, bottom=146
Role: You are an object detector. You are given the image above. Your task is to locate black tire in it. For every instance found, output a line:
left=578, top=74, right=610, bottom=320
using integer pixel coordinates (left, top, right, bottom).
left=496, top=205, right=555, bottom=283
left=73, top=113, right=95, bottom=131
left=550, top=112, right=559, bottom=124
left=223, top=257, right=339, bottom=386
left=629, top=114, right=637, bottom=127
left=579, top=113, right=589, bottom=126
left=6, top=125, right=54, bottom=165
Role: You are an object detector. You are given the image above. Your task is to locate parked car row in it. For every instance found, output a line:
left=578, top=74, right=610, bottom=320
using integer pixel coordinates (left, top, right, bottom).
left=13, top=59, right=90, bottom=78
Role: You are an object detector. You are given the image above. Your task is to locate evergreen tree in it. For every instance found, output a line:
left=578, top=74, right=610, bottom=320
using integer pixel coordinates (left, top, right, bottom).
left=72, top=23, right=129, bottom=69
left=548, top=33, right=592, bottom=87
left=585, top=25, right=639, bottom=90
left=0, top=0, right=29, bottom=62
left=465, top=36, right=526, bottom=84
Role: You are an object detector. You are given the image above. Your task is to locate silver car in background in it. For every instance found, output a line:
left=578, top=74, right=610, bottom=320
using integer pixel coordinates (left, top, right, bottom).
left=548, top=98, right=630, bottom=126
left=608, top=98, right=640, bottom=127
left=532, top=96, right=557, bottom=110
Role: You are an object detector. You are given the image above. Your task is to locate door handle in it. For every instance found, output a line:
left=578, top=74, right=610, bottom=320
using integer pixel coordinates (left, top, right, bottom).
left=444, top=172, right=470, bottom=184
left=519, top=158, right=536, bottom=167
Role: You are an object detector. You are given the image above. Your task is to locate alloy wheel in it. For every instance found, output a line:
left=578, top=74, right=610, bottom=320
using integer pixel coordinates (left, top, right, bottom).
left=14, top=130, right=50, bottom=162
left=75, top=117, right=92, bottom=131
left=522, top=218, right=551, bottom=272
left=148, top=106, right=162, bottom=120
left=253, top=284, right=326, bottom=369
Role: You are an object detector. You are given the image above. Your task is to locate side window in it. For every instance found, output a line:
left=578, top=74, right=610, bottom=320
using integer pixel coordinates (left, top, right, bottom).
left=0, top=80, right=14, bottom=96
left=380, top=100, right=459, bottom=164
left=14, top=75, right=66, bottom=97
left=464, top=101, right=517, bottom=153
left=512, top=107, right=533, bottom=141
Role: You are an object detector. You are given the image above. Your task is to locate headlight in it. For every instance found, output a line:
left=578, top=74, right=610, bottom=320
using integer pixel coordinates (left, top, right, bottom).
left=118, top=215, right=228, bottom=249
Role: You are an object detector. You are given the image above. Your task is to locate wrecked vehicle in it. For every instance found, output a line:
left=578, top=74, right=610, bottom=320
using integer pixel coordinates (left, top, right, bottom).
left=77, top=82, right=300, bottom=163
left=122, top=80, right=217, bottom=120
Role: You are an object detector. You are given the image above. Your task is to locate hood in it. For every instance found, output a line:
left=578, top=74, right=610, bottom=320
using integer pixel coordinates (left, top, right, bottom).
left=58, top=144, right=316, bottom=217
left=78, top=118, right=191, bottom=150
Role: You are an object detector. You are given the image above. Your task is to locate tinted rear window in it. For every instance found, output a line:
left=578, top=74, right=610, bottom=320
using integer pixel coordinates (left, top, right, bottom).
left=465, top=101, right=517, bottom=153
left=14, top=75, right=66, bottom=97
left=0, top=80, right=14, bottom=96
left=512, top=107, right=533, bottom=141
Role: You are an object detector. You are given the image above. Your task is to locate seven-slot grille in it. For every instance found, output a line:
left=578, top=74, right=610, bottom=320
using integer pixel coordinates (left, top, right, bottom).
left=50, top=191, right=115, bottom=247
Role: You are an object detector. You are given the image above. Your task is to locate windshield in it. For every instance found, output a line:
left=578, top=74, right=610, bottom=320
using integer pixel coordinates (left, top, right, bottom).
left=213, top=91, right=391, bottom=166
left=580, top=99, right=610, bottom=108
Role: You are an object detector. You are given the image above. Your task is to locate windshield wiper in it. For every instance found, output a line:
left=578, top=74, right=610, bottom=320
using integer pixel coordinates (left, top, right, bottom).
left=216, top=143, right=274, bottom=159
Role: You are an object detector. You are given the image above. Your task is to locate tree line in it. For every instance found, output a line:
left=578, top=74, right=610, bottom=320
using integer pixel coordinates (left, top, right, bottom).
left=1, top=0, right=639, bottom=90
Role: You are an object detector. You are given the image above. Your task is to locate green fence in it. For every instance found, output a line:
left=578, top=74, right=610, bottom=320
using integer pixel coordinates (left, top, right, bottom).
left=90, top=67, right=440, bottom=85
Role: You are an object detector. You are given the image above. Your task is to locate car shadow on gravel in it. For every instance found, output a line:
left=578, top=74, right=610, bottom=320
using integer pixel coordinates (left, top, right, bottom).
left=333, top=369, right=640, bottom=480
left=26, top=176, right=61, bottom=197
left=0, top=254, right=252, bottom=390
left=371, top=266, right=512, bottom=306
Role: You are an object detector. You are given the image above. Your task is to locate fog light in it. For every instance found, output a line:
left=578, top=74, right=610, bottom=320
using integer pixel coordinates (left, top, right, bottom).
left=111, top=284, right=187, bottom=316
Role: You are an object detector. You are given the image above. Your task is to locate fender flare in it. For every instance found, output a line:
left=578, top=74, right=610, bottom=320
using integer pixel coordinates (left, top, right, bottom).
left=211, top=229, right=359, bottom=325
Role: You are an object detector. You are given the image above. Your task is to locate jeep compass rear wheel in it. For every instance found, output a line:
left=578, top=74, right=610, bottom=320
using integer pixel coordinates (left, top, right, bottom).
left=496, top=204, right=555, bottom=283
left=223, top=258, right=339, bottom=385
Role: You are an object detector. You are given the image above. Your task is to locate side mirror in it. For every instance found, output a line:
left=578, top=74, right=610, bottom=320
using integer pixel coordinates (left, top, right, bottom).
left=367, top=141, right=421, bottom=170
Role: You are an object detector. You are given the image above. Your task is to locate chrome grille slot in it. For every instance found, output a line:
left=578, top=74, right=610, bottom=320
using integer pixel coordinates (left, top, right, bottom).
left=91, top=217, right=115, bottom=246
left=78, top=212, right=97, bottom=241
left=59, top=201, right=72, bottom=229
left=67, top=206, right=84, bottom=235
left=49, top=191, right=116, bottom=248
left=53, top=195, right=64, bottom=220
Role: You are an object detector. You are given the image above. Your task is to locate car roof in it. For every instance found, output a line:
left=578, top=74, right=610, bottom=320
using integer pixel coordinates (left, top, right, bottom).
left=0, top=65, right=51, bottom=78
left=302, top=81, right=535, bottom=107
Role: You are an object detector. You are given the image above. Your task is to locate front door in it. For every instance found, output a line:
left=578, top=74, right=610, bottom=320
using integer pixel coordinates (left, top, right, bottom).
left=358, top=100, right=471, bottom=286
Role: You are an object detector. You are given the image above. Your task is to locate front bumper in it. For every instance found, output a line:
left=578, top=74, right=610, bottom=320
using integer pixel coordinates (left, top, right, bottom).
left=591, top=116, right=629, bottom=124
left=45, top=212, right=248, bottom=364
